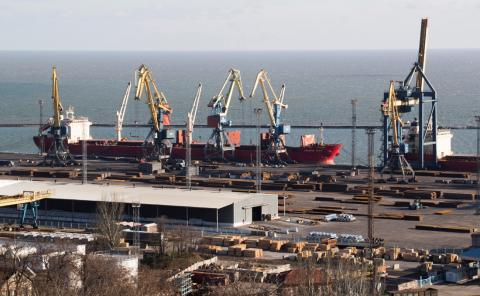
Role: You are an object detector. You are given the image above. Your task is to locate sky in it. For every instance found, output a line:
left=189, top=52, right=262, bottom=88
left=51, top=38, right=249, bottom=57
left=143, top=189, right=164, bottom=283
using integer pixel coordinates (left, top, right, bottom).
left=1, top=0, right=480, bottom=51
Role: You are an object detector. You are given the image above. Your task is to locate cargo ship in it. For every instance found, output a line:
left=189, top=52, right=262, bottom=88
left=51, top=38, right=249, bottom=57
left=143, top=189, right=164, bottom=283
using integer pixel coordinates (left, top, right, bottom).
left=33, top=109, right=342, bottom=165
left=403, top=120, right=478, bottom=172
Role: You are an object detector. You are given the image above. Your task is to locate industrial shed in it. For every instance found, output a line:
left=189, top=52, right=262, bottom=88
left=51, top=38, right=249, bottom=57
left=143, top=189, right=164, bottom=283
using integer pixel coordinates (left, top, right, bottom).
left=0, top=180, right=278, bottom=227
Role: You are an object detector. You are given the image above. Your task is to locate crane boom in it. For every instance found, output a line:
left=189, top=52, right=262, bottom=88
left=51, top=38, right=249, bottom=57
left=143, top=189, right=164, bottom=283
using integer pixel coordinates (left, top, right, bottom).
left=40, top=66, right=76, bottom=166
left=190, top=83, right=202, bottom=127
left=416, top=18, right=428, bottom=91
left=205, top=69, right=245, bottom=160
left=134, top=64, right=173, bottom=161
left=250, top=69, right=290, bottom=163
left=207, top=69, right=245, bottom=116
left=116, top=82, right=131, bottom=141
left=381, top=81, right=403, bottom=146
left=51, top=66, right=63, bottom=129
left=135, top=65, right=172, bottom=133
left=250, top=69, right=288, bottom=129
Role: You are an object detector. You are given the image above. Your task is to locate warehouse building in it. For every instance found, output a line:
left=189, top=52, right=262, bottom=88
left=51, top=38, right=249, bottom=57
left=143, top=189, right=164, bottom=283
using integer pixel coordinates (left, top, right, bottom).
left=0, top=179, right=278, bottom=227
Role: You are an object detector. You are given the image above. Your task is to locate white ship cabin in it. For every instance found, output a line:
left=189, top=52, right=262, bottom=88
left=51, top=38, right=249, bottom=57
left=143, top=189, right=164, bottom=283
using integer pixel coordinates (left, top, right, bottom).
left=62, top=106, right=92, bottom=143
left=404, top=119, right=453, bottom=159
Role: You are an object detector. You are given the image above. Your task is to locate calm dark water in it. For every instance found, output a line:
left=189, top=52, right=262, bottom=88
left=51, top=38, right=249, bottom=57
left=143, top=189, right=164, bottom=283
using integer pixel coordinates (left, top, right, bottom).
left=0, top=51, right=478, bottom=164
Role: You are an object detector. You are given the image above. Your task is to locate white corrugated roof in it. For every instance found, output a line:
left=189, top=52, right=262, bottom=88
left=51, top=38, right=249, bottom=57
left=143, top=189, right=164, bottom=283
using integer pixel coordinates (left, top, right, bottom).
left=0, top=179, right=262, bottom=209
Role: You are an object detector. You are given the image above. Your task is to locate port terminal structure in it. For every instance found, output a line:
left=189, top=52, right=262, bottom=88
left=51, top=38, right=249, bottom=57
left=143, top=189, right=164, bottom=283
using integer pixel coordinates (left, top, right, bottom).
left=0, top=180, right=278, bottom=229
left=0, top=186, right=52, bottom=228
left=382, top=18, right=438, bottom=174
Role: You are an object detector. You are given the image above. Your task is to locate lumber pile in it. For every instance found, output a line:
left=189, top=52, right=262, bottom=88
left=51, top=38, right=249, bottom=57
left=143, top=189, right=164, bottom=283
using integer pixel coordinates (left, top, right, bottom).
left=269, top=240, right=287, bottom=252
left=243, top=248, right=263, bottom=258
left=284, top=241, right=306, bottom=253
left=228, top=244, right=247, bottom=256
left=244, top=238, right=259, bottom=248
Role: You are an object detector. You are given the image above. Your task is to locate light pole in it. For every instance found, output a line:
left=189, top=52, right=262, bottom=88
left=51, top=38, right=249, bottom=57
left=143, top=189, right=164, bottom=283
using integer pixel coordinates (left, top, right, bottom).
left=254, top=108, right=262, bottom=193
left=283, top=195, right=288, bottom=217
left=38, top=99, right=45, bottom=155
left=475, top=115, right=480, bottom=215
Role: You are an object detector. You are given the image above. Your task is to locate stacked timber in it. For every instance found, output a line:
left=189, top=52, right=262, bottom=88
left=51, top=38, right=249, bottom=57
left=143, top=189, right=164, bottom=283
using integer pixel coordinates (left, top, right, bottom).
left=258, top=239, right=273, bottom=250
left=243, top=248, right=263, bottom=258
left=297, top=250, right=313, bottom=260
left=269, top=240, right=287, bottom=252
left=244, top=238, right=259, bottom=248
left=228, top=244, right=247, bottom=256
left=385, top=247, right=400, bottom=260
left=285, top=241, right=306, bottom=253
left=302, top=243, right=319, bottom=252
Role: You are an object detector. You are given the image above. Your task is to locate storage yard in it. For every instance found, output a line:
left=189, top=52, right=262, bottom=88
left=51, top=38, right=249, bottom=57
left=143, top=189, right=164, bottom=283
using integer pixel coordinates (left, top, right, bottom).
left=0, top=12, right=479, bottom=296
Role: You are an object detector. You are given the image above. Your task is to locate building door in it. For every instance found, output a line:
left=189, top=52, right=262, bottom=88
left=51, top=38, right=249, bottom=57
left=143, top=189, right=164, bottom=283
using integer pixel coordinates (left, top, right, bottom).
left=252, top=206, right=262, bottom=221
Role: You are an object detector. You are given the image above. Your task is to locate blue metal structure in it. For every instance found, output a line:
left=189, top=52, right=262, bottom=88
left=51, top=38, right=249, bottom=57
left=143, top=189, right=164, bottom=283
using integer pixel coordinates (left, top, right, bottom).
left=382, top=64, right=438, bottom=170
left=382, top=18, right=438, bottom=170
left=250, top=69, right=290, bottom=163
left=19, top=201, right=40, bottom=228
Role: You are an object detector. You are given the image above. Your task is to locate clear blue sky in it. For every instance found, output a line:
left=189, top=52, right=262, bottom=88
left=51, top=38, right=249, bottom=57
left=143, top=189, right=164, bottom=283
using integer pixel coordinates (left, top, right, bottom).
left=2, top=0, right=479, bottom=51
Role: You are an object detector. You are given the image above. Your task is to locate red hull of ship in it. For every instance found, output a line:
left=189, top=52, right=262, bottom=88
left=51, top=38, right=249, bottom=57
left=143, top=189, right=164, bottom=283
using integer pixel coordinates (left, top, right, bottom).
left=405, top=153, right=479, bottom=172
left=34, top=135, right=342, bottom=165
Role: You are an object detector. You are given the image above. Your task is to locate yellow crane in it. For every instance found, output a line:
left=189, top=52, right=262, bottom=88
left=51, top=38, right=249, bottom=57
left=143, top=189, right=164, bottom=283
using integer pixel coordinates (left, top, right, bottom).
left=134, top=64, right=174, bottom=161
left=206, top=69, right=245, bottom=160
left=0, top=190, right=52, bottom=228
left=42, top=66, right=76, bottom=166
left=381, top=81, right=415, bottom=181
left=250, top=69, right=290, bottom=163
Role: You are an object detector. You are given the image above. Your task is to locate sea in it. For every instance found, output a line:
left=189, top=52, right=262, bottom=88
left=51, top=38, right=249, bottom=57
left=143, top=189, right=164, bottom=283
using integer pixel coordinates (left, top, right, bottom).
left=0, top=50, right=479, bottom=165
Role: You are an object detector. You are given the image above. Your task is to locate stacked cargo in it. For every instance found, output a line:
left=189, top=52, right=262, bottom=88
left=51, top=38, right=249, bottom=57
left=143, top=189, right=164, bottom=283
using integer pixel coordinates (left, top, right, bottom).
left=243, top=248, right=264, bottom=258
left=269, top=240, right=287, bottom=252
left=228, top=244, right=247, bottom=256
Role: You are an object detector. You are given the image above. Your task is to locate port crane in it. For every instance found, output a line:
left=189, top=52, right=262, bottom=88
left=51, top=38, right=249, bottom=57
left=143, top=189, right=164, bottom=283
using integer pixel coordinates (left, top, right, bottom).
left=42, top=66, right=76, bottom=166
left=0, top=190, right=52, bottom=228
left=250, top=69, right=290, bottom=163
left=205, top=69, right=245, bottom=160
left=382, top=18, right=437, bottom=173
left=134, top=65, right=173, bottom=162
left=187, top=84, right=203, bottom=147
left=186, top=84, right=202, bottom=186
left=115, top=82, right=131, bottom=141
left=381, top=81, right=415, bottom=181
